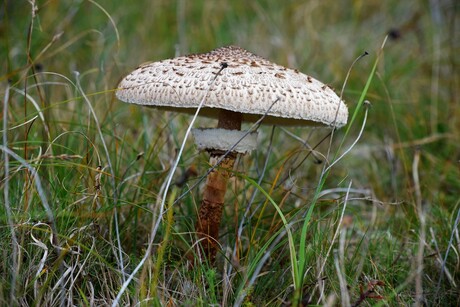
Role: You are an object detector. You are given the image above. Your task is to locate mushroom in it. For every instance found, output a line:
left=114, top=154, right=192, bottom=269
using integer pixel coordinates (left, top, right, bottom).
left=116, top=46, right=348, bottom=263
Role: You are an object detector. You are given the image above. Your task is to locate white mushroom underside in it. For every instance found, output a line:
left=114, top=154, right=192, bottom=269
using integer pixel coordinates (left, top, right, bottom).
left=192, top=128, right=258, bottom=154
left=116, top=46, right=348, bottom=128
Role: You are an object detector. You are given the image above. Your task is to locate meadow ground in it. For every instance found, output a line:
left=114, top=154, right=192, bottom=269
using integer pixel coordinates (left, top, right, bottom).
left=1, top=0, right=459, bottom=306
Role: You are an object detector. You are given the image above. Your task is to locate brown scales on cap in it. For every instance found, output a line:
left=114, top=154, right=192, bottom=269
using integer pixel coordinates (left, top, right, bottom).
left=116, top=45, right=348, bottom=127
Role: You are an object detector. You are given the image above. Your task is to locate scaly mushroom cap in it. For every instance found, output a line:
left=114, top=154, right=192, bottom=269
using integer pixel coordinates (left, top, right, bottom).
left=116, top=46, right=348, bottom=127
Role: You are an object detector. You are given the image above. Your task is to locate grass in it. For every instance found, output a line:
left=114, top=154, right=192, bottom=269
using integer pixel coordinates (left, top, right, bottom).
left=1, top=0, right=459, bottom=306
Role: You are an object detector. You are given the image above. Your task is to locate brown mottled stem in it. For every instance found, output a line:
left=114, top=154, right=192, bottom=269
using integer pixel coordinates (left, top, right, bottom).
left=195, top=153, right=236, bottom=262
left=195, top=109, right=242, bottom=262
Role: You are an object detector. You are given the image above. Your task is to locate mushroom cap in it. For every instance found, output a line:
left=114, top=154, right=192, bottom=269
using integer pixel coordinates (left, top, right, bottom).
left=116, top=46, right=348, bottom=127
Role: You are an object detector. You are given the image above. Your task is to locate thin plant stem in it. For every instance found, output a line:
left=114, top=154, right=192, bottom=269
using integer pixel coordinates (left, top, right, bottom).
left=324, top=101, right=370, bottom=173
left=413, top=149, right=426, bottom=306
left=316, top=181, right=352, bottom=304
left=2, top=83, right=19, bottom=306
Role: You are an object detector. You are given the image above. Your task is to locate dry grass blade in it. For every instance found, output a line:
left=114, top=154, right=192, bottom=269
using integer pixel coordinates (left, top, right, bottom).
left=412, top=149, right=426, bottom=306
left=2, top=82, right=19, bottom=305
left=334, top=248, right=350, bottom=307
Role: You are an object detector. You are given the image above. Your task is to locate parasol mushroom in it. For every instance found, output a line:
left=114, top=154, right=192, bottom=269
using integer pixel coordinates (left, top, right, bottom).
left=116, top=45, right=348, bottom=263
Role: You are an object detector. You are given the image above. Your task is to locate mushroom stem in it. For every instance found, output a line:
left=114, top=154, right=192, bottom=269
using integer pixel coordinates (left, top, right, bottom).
left=196, top=153, right=236, bottom=262
left=196, top=109, right=243, bottom=262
